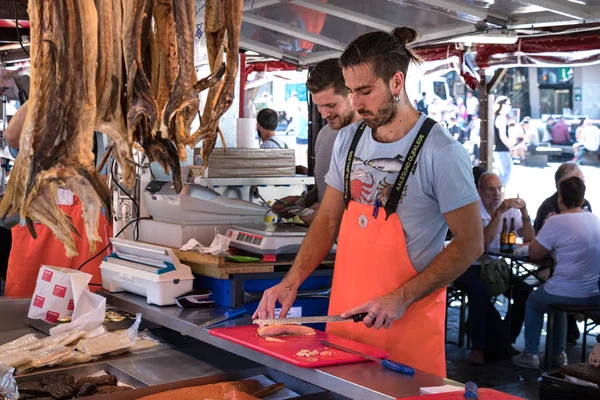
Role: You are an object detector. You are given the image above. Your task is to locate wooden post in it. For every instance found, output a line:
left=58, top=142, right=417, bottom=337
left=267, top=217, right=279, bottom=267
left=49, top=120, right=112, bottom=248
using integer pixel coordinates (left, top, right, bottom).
left=478, top=69, right=492, bottom=171
left=479, top=68, right=506, bottom=171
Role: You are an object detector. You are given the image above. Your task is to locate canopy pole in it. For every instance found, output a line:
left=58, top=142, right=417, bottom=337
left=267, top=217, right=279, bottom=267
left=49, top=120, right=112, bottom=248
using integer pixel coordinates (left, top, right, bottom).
left=479, top=68, right=506, bottom=171
left=239, top=52, right=246, bottom=118
left=479, top=69, right=492, bottom=171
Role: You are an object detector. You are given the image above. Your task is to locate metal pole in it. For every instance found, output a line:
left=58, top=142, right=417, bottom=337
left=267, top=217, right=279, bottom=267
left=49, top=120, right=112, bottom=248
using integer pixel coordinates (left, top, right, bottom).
left=478, top=69, right=490, bottom=171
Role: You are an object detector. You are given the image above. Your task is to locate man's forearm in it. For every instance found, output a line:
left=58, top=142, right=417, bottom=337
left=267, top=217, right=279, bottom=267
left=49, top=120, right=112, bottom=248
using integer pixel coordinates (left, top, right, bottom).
left=282, top=214, right=338, bottom=288
left=398, top=237, right=479, bottom=306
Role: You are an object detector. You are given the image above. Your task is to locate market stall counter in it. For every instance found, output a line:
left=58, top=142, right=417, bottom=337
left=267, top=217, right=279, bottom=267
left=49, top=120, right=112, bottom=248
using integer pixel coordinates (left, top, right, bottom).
left=97, top=291, right=461, bottom=399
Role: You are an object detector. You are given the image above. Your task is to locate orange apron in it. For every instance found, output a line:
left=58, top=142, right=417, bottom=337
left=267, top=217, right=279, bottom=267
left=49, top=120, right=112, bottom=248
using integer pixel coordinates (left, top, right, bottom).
left=5, top=195, right=112, bottom=297
left=326, top=119, right=447, bottom=377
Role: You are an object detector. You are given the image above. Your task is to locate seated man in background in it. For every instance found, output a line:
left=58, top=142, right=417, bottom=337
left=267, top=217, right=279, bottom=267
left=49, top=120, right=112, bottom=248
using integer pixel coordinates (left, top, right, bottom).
left=455, top=172, right=534, bottom=365
left=257, top=108, right=288, bottom=149
left=535, top=162, right=591, bottom=232
left=551, top=117, right=572, bottom=145
left=272, top=58, right=359, bottom=225
left=512, top=176, right=600, bottom=369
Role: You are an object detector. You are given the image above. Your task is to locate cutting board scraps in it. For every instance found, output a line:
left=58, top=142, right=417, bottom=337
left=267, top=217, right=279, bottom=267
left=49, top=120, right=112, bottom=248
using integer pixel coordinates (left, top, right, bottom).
left=209, top=325, right=388, bottom=368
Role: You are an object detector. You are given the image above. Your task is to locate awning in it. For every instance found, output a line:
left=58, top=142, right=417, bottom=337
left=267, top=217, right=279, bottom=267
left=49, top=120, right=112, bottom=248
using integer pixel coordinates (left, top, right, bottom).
left=193, top=0, right=600, bottom=67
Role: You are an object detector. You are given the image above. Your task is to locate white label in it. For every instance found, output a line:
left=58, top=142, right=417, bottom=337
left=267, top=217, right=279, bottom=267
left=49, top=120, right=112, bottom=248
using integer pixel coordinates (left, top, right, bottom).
left=274, top=307, right=302, bottom=318
left=57, top=189, right=74, bottom=206
left=167, top=196, right=180, bottom=206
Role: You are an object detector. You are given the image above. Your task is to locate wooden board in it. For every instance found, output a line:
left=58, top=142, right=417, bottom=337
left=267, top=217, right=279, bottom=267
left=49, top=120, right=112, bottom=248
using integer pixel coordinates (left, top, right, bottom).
left=172, top=248, right=223, bottom=267
left=193, top=148, right=296, bottom=178
left=173, top=248, right=334, bottom=279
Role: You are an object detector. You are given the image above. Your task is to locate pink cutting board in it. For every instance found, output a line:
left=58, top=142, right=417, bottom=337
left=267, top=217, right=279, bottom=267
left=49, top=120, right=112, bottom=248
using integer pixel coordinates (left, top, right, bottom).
left=209, top=325, right=389, bottom=368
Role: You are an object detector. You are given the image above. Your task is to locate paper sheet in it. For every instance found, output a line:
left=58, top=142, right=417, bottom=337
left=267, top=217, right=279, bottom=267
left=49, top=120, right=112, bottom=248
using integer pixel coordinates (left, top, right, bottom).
left=420, top=384, right=463, bottom=394
left=249, top=375, right=299, bottom=399
left=49, top=291, right=106, bottom=336
left=179, top=235, right=230, bottom=255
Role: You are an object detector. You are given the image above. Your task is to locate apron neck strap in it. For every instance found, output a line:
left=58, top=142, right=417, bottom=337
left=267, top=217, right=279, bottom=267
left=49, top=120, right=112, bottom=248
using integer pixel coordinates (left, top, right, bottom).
left=344, top=122, right=368, bottom=209
left=384, top=117, right=436, bottom=220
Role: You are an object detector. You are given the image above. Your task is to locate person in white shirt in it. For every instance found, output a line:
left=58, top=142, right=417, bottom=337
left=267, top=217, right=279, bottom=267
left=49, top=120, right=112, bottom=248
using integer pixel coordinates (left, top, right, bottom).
left=455, top=172, right=534, bottom=365
left=512, top=176, right=600, bottom=369
left=573, top=118, right=600, bottom=164
left=466, top=91, right=479, bottom=121
left=257, top=108, right=288, bottom=149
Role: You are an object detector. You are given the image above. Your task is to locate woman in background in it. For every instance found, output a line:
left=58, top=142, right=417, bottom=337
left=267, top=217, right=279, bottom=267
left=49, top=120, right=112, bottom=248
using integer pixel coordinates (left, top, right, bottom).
left=512, top=176, right=600, bottom=369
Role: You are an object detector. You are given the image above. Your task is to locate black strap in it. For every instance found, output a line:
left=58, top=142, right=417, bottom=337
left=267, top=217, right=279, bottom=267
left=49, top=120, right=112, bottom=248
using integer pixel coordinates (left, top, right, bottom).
left=343, top=118, right=437, bottom=218
left=343, top=122, right=368, bottom=208
left=384, top=118, right=436, bottom=219
left=267, top=137, right=287, bottom=149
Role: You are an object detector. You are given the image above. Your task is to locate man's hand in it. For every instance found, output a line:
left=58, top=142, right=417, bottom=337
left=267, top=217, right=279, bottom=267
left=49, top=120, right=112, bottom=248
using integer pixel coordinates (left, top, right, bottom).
left=341, top=291, right=409, bottom=330
left=252, top=282, right=298, bottom=320
left=271, top=195, right=302, bottom=218
left=496, top=198, right=526, bottom=215
left=544, top=212, right=556, bottom=225
left=299, top=203, right=319, bottom=225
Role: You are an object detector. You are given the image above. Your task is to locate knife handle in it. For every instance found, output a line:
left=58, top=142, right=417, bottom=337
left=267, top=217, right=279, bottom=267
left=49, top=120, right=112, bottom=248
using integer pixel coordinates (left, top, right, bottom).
left=349, top=312, right=369, bottom=322
left=381, top=359, right=415, bottom=375
left=225, top=307, right=247, bottom=319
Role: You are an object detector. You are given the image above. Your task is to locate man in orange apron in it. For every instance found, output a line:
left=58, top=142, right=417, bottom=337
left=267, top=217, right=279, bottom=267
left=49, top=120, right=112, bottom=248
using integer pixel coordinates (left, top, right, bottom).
left=254, top=27, right=483, bottom=377
left=3, top=102, right=111, bottom=297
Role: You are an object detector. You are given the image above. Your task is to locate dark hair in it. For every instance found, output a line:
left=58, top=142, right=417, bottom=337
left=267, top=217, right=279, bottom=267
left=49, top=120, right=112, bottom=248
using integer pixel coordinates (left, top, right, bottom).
left=422, top=92, right=426, bottom=96
left=559, top=176, right=586, bottom=209
left=306, top=58, right=347, bottom=96
left=493, top=96, right=510, bottom=116
left=555, top=162, right=581, bottom=186
left=472, top=166, right=486, bottom=188
left=256, top=108, right=278, bottom=131
left=340, top=27, right=421, bottom=83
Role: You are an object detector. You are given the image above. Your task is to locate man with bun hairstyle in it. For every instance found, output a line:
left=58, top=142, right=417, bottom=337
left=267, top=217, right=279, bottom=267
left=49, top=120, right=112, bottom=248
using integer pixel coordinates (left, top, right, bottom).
left=254, top=27, right=483, bottom=376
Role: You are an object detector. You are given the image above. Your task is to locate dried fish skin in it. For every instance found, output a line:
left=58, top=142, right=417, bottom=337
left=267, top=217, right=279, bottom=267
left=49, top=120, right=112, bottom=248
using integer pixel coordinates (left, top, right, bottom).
left=96, top=0, right=134, bottom=188
left=0, top=0, right=109, bottom=257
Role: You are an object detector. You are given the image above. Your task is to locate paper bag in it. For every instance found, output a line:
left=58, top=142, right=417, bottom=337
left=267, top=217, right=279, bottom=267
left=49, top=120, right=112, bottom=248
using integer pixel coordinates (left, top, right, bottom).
left=49, top=291, right=106, bottom=336
left=27, top=266, right=92, bottom=323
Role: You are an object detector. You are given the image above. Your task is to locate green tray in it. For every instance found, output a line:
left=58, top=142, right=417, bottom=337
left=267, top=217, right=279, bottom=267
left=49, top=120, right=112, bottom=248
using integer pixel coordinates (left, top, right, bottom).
left=225, top=255, right=261, bottom=263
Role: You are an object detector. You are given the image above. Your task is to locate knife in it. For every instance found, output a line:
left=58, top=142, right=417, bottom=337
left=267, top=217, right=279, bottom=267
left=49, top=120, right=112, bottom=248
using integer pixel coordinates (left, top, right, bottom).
left=253, top=312, right=368, bottom=326
left=182, top=307, right=247, bottom=336
left=320, top=340, right=415, bottom=375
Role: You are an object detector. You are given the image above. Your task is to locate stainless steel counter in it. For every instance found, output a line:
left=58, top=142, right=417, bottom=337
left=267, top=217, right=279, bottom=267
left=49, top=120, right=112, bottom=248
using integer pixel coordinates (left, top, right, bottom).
left=100, top=291, right=462, bottom=400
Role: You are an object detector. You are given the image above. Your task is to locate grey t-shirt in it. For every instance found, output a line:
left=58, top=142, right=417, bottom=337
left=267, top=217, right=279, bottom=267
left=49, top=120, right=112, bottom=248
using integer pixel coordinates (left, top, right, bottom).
left=536, top=212, right=600, bottom=298
left=313, top=124, right=339, bottom=202
left=325, top=114, right=479, bottom=272
left=260, top=136, right=287, bottom=149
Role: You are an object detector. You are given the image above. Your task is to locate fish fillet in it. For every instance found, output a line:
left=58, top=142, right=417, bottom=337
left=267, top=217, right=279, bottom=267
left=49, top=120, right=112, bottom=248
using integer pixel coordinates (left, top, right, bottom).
left=137, top=380, right=262, bottom=400
left=0, top=0, right=109, bottom=257
left=96, top=0, right=134, bottom=188
left=257, top=325, right=316, bottom=337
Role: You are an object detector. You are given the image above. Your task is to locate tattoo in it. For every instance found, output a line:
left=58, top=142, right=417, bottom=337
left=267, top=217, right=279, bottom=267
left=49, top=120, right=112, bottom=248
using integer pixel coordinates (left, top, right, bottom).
left=285, top=285, right=293, bottom=291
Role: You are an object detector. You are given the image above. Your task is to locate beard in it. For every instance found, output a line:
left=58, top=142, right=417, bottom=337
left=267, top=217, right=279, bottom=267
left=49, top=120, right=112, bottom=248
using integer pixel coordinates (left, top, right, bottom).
left=327, top=107, right=355, bottom=130
left=358, top=90, right=396, bottom=130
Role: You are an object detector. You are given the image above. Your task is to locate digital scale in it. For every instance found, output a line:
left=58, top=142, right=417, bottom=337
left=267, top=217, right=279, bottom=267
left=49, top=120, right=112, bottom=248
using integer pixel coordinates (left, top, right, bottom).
left=225, top=223, right=336, bottom=261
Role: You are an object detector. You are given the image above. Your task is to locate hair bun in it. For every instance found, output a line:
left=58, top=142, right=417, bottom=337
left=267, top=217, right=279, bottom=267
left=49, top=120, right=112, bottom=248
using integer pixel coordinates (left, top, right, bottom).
left=391, top=27, right=417, bottom=45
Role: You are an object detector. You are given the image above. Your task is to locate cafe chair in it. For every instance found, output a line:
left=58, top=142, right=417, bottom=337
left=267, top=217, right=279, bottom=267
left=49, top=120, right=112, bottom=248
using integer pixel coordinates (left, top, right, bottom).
left=545, top=304, right=600, bottom=368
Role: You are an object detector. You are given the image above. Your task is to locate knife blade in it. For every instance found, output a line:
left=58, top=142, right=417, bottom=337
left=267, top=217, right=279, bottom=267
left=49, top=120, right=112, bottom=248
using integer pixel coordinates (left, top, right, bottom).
left=320, top=340, right=415, bottom=375
left=252, top=312, right=368, bottom=326
left=182, top=307, right=247, bottom=336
